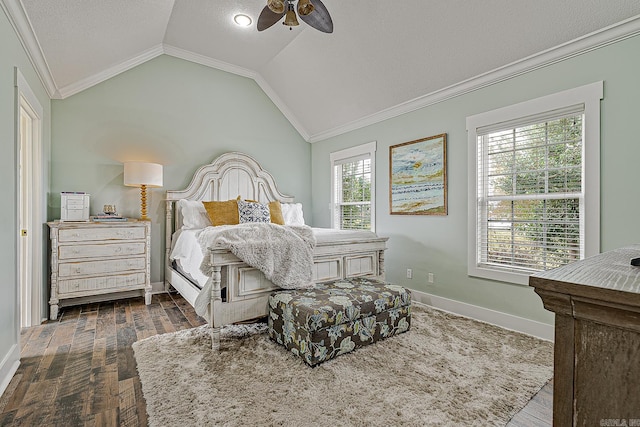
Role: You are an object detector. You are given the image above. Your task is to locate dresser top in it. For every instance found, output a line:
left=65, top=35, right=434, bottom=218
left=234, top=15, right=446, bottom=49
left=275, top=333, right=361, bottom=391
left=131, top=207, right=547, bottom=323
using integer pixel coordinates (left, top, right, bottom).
left=530, top=244, right=640, bottom=296
left=48, top=220, right=147, bottom=228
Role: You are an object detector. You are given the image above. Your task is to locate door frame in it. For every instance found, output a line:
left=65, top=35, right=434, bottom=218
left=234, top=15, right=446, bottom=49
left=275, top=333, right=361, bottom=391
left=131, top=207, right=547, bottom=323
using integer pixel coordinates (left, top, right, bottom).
left=15, top=68, right=45, bottom=327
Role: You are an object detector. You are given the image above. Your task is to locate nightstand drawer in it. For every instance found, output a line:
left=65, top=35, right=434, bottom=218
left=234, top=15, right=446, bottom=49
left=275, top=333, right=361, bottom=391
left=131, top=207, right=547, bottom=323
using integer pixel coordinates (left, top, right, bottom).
left=59, top=242, right=146, bottom=259
left=59, top=226, right=145, bottom=242
left=58, top=272, right=147, bottom=295
left=59, top=257, right=146, bottom=277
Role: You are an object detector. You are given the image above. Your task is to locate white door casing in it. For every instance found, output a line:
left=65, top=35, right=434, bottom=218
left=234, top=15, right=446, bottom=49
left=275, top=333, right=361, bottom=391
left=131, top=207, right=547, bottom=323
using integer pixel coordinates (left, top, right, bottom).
left=15, top=68, right=45, bottom=328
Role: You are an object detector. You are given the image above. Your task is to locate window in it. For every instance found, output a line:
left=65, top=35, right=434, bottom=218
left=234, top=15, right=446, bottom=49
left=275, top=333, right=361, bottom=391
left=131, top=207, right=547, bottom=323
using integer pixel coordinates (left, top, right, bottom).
left=330, top=142, right=376, bottom=231
left=467, top=82, right=602, bottom=285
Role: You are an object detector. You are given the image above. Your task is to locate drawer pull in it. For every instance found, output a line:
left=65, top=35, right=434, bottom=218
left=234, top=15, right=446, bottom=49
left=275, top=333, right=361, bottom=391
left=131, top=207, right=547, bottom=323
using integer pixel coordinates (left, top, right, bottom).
left=115, top=247, right=122, bottom=253
left=116, top=231, right=134, bottom=238
left=74, top=267, right=81, bottom=274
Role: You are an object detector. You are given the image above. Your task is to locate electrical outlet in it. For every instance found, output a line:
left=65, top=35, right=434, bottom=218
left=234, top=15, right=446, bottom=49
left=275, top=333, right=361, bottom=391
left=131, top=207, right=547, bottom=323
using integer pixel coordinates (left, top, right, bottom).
left=428, top=272, right=434, bottom=283
left=406, top=268, right=412, bottom=279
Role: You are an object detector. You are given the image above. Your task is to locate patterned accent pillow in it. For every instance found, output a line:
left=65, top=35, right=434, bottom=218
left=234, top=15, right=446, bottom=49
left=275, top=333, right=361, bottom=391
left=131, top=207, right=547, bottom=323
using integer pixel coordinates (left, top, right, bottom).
left=238, top=199, right=271, bottom=223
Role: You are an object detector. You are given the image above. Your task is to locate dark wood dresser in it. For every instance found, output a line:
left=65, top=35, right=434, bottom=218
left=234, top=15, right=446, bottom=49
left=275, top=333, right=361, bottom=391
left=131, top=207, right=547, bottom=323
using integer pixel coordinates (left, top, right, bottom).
left=530, top=245, right=640, bottom=426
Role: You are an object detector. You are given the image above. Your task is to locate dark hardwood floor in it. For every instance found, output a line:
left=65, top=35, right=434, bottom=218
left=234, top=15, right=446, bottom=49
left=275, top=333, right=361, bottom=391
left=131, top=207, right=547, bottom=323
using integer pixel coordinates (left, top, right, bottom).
left=0, top=292, right=552, bottom=426
left=0, top=292, right=206, bottom=426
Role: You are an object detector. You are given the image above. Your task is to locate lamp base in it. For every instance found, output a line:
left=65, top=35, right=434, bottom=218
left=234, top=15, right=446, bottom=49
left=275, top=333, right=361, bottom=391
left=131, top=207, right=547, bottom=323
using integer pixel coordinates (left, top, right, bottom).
left=139, top=185, right=149, bottom=220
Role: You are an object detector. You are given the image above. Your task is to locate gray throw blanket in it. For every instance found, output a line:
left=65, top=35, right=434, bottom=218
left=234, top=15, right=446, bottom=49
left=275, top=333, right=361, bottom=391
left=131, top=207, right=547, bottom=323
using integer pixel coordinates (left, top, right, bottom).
left=194, top=223, right=316, bottom=319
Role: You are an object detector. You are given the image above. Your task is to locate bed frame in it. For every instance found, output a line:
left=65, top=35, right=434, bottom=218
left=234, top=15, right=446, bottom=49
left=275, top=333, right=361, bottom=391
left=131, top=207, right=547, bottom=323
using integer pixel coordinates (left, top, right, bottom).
left=165, top=152, right=388, bottom=349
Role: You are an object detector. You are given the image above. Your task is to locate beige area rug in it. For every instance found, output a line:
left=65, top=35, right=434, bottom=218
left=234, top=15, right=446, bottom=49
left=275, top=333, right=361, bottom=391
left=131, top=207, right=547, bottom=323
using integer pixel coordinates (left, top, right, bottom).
left=133, top=305, right=553, bottom=426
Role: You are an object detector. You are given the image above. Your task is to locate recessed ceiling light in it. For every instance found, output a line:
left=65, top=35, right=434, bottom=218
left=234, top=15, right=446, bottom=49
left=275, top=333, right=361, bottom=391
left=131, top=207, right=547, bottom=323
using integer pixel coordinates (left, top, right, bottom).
left=234, top=14, right=252, bottom=27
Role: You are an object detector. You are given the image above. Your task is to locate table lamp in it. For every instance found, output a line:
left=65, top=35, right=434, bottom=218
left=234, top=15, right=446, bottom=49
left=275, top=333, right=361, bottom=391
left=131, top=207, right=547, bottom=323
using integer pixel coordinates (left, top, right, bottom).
left=124, top=162, right=163, bottom=220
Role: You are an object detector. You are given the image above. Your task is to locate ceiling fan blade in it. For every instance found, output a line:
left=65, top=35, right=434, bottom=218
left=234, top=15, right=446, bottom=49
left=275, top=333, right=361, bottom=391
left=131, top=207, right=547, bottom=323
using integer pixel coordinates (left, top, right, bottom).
left=299, top=0, right=333, bottom=33
left=257, top=5, right=285, bottom=31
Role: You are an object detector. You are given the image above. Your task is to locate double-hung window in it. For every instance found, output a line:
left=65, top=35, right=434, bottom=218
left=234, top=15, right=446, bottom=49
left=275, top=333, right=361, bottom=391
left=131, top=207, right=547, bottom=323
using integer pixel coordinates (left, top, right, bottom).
left=467, top=82, right=602, bottom=285
left=330, top=142, right=376, bottom=231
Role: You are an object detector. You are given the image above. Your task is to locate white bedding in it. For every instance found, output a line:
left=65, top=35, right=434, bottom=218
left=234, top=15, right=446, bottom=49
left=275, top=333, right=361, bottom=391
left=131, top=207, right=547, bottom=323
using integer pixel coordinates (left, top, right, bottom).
left=169, top=226, right=378, bottom=289
left=170, top=229, right=210, bottom=288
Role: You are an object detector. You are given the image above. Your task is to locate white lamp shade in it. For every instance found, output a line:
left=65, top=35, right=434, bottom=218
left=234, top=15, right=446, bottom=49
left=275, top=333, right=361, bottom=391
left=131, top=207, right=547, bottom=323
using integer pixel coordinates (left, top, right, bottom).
left=124, top=162, right=163, bottom=187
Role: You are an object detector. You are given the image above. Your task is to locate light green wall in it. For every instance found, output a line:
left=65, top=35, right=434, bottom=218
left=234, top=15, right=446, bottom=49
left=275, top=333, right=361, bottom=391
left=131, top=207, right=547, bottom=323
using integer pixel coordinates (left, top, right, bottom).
left=51, top=54, right=311, bottom=284
left=0, top=8, right=51, bottom=375
left=312, top=34, right=640, bottom=325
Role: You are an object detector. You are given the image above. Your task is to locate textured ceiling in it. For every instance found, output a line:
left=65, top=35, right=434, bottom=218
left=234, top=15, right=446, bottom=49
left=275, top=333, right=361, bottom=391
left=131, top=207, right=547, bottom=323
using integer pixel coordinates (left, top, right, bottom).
left=6, top=0, right=640, bottom=141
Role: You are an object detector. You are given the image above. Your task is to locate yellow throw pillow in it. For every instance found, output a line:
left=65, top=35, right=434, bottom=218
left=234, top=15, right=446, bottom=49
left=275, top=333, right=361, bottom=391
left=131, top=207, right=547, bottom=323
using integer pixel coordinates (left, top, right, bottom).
left=202, top=200, right=239, bottom=226
left=268, top=201, right=285, bottom=225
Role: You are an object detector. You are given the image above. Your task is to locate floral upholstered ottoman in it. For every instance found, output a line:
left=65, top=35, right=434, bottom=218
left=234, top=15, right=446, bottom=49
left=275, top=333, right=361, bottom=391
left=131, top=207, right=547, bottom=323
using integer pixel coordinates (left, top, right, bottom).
left=268, top=277, right=411, bottom=366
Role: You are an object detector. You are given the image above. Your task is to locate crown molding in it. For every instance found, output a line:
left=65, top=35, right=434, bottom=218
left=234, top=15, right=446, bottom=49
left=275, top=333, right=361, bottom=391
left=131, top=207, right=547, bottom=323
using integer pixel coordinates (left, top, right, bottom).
left=1, top=0, right=58, bottom=98
left=307, top=14, right=640, bottom=143
left=56, top=44, right=164, bottom=99
left=163, top=44, right=256, bottom=80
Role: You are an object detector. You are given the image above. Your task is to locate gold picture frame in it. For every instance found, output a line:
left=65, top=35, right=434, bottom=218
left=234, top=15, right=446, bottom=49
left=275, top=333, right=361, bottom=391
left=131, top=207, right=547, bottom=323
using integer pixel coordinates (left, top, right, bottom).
left=389, top=133, right=447, bottom=215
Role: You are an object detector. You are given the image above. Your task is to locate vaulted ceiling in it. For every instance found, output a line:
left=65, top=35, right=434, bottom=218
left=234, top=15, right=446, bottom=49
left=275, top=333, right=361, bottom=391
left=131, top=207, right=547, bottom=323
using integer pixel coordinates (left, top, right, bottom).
left=3, top=0, right=640, bottom=141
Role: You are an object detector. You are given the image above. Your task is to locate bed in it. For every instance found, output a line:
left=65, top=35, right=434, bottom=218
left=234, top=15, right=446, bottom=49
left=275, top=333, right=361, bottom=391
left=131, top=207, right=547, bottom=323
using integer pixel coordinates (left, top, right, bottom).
left=164, top=152, right=388, bottom=349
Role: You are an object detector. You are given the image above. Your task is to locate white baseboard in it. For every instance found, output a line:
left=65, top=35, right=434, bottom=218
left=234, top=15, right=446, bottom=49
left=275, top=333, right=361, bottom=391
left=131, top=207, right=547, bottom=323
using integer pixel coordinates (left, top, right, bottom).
left=0, top=344, right=20, bottom=398
left=411, top=290, right=554, bottom=341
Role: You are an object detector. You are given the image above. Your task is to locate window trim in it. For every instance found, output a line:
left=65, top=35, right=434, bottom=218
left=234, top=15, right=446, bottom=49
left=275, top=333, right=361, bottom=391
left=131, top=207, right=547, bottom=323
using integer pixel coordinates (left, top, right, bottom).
left=330, top=141, right=376, bottom=232
left=466, top=82, right=603, bottom=285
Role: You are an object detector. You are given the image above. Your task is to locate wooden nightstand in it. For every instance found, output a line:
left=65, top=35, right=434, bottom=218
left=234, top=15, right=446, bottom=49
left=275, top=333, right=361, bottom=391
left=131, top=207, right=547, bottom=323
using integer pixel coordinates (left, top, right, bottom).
left=47, top=220, right=151, bottom=320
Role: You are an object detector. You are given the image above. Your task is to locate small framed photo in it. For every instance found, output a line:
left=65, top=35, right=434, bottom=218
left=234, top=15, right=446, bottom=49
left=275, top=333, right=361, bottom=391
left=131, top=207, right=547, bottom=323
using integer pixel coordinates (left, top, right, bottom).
left=389, top=133, right=447, bottom=215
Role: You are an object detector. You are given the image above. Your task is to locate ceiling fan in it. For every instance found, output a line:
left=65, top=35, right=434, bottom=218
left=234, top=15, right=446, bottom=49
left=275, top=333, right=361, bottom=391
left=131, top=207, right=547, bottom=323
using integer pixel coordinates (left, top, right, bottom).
left=257, top=0, right=333, bottom=33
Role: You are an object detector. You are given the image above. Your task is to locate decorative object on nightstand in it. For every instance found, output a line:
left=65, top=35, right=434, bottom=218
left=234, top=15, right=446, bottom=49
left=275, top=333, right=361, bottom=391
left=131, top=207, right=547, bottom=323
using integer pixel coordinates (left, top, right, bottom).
left=60, top=191, right=90, bottom=222
left=124, top=162, right=163, bottom=221
left=47, top=220, right=151, bottom=320
left=91, top=215, right=127, bottom=222
left=103, top=204, right=117, bottom=215
left=91, top=205, right=127, bottom=222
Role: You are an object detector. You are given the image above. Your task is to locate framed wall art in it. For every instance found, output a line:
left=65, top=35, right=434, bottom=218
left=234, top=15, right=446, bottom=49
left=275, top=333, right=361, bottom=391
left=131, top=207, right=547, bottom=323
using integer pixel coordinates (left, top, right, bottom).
left=389, top=133, right=447, bottom=215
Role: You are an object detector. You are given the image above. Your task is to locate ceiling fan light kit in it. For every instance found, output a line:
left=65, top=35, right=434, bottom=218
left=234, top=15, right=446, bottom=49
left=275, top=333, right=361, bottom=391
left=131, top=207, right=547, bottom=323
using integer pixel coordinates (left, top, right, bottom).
left=267, top=0, right=285, bottom=14
left=283, top=5, right=300, bottom=27
left=258, top=0, right=333, bottom=33
left=297, top=0, right=315, bottom=16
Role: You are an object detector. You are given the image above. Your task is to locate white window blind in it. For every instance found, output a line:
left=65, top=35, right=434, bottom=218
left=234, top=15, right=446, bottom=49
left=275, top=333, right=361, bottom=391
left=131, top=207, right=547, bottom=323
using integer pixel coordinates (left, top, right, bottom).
left=330, top=142, right=376, bottom=231
left=477, top=106, right=584, bottom=274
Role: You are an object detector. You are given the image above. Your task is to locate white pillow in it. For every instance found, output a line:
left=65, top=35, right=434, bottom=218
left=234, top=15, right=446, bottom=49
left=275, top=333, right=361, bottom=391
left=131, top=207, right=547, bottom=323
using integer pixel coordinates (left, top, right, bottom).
left=281, top=203, right=305, bottom=226
left=178, top=199, right=211, bottom=229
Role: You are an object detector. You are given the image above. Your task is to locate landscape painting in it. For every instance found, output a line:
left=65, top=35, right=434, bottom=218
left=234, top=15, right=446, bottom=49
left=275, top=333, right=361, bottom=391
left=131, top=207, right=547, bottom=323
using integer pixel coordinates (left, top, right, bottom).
left=389, top=134, right=447, bottom=215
